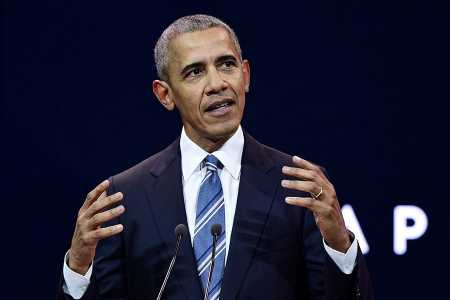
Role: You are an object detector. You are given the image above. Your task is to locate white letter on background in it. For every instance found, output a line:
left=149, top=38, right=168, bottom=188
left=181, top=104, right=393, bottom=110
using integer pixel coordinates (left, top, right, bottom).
left=393, top=205, right=428, bottom=255
left=341, top=204, right=370, bottom=254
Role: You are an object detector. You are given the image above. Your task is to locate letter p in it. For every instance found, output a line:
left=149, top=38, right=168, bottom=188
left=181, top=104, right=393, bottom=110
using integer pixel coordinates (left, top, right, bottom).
left=393, top=205, right=428, bottom=255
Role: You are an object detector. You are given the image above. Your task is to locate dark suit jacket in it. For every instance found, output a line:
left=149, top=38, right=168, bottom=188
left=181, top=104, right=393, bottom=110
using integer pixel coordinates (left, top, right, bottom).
left=58, top=132, right=373, bottom=300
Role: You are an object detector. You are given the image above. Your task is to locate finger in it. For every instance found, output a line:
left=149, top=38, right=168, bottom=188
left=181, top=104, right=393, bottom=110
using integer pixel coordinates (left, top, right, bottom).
left=281, top=179, right=322, bottom=195
left=85, top=224, right=124, bottom=243
left=292, top=156, right=320, bottom=170
left=81, top=180, right=110, bottom=212
left=282, top=166, right=316, bottom=181
left=291, top=156, right=330, bottom=184
left=84, top=192, right=123, bottom=218
left=285, top=196, right=328, bottom=213
left=88, top=205, right=125, bottom=228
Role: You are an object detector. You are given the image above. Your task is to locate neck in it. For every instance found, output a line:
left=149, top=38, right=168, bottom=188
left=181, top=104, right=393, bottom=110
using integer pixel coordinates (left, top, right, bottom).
left=184, top=126, right=238, bottom=153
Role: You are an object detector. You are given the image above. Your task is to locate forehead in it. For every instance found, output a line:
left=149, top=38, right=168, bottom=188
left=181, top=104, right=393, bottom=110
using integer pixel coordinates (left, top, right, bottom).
left=168, top=27, right=238, bottom=67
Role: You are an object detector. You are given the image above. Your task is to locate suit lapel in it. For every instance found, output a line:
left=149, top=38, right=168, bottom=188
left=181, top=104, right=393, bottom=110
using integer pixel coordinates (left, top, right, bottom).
left=143, top=139, right=203, bottom=300
left=220, top=133, right=280, bottom=300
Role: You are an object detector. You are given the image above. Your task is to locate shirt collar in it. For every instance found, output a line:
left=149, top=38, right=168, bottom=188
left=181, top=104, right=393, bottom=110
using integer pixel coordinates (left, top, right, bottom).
left=180, top=125, right=244, bottom=181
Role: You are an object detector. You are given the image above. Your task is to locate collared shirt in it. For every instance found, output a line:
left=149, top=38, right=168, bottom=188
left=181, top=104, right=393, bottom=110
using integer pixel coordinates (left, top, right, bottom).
left=180, top=125, right=243, bottom=258
left=62, top=125, right=358, bottom=299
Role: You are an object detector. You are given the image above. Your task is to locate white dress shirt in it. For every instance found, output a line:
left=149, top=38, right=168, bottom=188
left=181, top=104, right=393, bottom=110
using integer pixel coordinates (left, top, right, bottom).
left=63, top=125, right=358, bottom=299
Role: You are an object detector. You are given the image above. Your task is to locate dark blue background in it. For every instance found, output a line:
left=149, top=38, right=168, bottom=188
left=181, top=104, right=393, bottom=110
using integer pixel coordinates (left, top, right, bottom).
left=3, top=0, right=449, bottom=299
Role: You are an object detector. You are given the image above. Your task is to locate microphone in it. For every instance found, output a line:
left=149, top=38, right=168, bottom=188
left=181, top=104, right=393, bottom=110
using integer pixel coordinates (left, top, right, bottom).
left=156, top=224, right=188, bottom=300
left=203, top=224, right=222, bottom=300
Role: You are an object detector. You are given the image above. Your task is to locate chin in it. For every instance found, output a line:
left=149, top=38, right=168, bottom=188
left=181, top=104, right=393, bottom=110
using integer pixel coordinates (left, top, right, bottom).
left=206, top=120, right=240, bottom=140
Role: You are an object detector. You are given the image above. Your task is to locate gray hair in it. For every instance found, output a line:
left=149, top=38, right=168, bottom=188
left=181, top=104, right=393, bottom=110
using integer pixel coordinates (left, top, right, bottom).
left=154, top=14, right=242, bottom=82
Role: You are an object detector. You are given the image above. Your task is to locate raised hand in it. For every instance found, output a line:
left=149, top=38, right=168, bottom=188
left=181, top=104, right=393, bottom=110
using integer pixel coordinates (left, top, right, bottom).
left=282, top=156, right=350, bottom=253
left=68, top=180, right=125, bottom=274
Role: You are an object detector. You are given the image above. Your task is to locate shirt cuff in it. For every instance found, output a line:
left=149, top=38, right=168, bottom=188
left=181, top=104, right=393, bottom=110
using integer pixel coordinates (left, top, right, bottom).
left=62, top=250, right=93, bottom=299
left=323, top=237, right=358, bottom=275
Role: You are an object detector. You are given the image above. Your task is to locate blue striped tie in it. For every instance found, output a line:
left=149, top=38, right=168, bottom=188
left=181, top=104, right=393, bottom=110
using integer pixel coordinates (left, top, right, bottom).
left=193, top=155, right=226, bottom=300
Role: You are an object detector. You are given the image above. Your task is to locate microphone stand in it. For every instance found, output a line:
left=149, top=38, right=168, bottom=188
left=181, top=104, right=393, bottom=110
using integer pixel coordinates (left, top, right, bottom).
left=203, top=224, right=221, bottom=300
left=156, top=224, right=187, bottom=300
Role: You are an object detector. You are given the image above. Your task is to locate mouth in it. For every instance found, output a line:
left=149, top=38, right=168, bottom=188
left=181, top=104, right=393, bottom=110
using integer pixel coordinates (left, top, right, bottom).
left=204, top=99, right=235, bottom=116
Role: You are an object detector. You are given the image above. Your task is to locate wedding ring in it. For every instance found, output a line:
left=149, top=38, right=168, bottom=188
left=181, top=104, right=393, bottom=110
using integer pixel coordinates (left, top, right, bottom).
left=311, top=186, right=323, bottom=199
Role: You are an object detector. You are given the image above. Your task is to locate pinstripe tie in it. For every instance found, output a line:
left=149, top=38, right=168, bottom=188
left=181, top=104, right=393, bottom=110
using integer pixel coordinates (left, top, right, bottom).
left=193, top=155, right=226, bottom=300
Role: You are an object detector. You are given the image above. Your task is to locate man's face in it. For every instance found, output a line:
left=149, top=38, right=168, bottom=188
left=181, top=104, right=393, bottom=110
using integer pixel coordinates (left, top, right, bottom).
left=161, top=27, right=250, bottom=143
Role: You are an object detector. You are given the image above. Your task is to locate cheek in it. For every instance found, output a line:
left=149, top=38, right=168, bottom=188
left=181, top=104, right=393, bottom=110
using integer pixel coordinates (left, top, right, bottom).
left=176, top=89, right=204, bottom=117
left=233, top=80, right=246, bottom=104
left=232, top=74, right=247, bottom=95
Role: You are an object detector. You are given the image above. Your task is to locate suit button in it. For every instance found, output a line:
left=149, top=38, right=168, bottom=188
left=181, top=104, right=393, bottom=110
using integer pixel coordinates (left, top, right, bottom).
left=356, top=286, right=361, bottom=299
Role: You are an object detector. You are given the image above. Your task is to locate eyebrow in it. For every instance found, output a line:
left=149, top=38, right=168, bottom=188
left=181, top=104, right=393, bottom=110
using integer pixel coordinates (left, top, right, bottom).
left=180, top=54, right=239, bottom=77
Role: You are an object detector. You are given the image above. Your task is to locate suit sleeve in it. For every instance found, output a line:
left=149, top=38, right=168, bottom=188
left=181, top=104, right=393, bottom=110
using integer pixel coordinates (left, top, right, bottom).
left=57, top=176, right=129, bottom=300
left=302, top=209, right=374, bottom=300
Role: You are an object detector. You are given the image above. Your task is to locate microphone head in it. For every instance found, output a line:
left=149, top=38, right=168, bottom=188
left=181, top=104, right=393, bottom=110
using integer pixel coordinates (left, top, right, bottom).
left=174, top=224, right=188, bottom=237
left=211, top=224, right=222, bottom=236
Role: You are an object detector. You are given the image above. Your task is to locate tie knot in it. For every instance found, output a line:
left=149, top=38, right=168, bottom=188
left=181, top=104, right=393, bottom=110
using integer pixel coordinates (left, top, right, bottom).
left=203, top=154, right=222, bottom=171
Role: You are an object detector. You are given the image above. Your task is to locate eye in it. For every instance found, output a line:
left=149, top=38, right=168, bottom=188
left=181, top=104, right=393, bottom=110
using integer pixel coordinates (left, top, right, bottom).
left=186, top=67, right=204, bottom=79
left=220, top=60, right=237, bottom=69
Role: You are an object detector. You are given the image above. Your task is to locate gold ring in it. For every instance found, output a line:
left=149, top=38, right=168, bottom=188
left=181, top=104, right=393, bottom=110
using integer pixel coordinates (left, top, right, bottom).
left=311, top=186, right=323, bottom=199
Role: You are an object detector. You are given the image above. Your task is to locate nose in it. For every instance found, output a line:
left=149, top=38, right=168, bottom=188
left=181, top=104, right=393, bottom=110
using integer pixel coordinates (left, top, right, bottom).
left=205, top=67, right=228, bottom=96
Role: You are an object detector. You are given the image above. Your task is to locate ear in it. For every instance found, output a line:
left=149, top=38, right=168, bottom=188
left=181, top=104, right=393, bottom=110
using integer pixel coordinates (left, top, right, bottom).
left=152, top=80, right=175, bottom=111
left=242, top=59, right=251, bottom=93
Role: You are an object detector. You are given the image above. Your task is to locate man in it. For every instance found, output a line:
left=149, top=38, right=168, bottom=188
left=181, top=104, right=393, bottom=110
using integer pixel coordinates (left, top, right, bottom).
left=58, top=14, right=373, bottom=300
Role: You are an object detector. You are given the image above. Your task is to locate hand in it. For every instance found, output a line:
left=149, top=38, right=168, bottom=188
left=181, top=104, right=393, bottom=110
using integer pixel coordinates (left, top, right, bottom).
left=281, top=156, right=351, bottom=253
left=68, top=180, right=125, bottom=274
